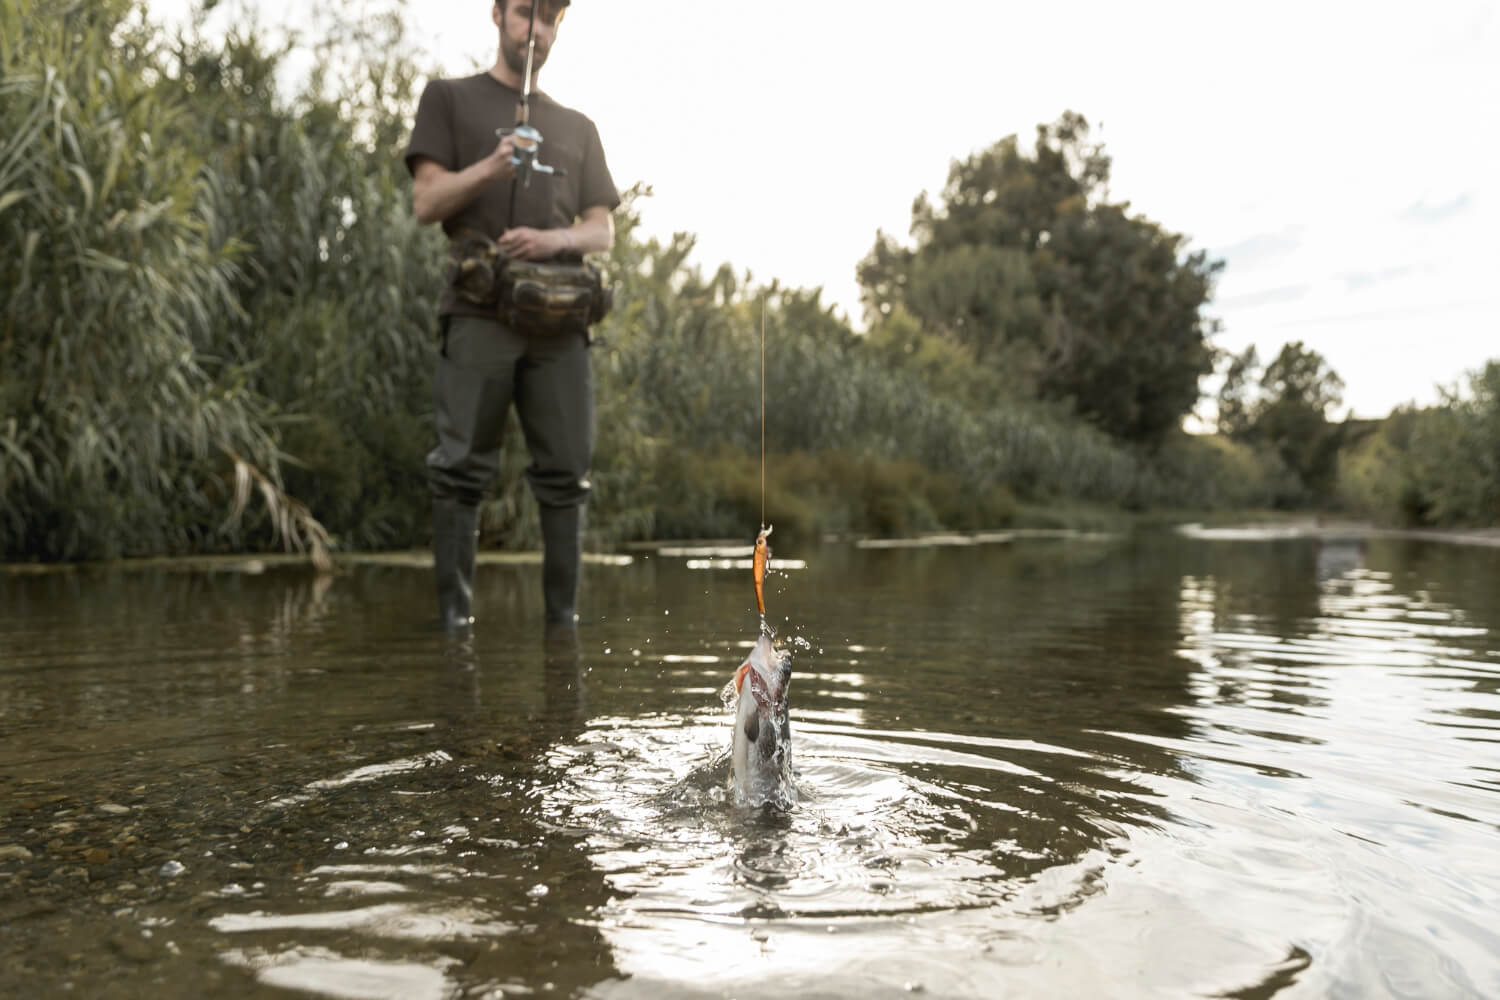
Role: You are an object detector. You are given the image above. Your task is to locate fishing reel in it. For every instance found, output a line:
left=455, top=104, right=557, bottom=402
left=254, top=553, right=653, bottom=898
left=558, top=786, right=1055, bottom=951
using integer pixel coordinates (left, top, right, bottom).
left=497, top=124, right=564, bottom=189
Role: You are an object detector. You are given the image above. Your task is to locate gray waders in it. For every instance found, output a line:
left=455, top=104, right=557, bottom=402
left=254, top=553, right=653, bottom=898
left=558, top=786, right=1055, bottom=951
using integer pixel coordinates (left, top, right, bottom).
left=427, top=315, right=593, bottom=630
left=540, top=503, right=581, bottom=625
left=433, top=498, right=479, bottom=631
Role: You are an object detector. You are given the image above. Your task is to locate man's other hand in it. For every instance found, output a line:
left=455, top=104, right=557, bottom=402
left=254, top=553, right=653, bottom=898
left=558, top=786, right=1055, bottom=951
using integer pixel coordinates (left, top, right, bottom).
left=498, top=226, right=566, bottom=261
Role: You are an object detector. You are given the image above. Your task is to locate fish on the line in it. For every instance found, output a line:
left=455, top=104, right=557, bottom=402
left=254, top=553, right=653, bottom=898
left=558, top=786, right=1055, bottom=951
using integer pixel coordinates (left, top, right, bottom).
left=730, top=629, right=795, bottom=808
left=729, top=523, right=796, bottom=807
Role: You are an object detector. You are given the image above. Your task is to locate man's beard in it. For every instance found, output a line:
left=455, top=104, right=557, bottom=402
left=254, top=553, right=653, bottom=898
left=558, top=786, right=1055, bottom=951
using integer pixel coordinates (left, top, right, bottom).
left=501, top=30, right=549, bottom=77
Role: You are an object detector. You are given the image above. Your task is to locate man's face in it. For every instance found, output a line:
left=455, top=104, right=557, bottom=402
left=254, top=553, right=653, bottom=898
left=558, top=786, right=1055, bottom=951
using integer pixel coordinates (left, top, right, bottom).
left=494, top=1, right=567, bottom=77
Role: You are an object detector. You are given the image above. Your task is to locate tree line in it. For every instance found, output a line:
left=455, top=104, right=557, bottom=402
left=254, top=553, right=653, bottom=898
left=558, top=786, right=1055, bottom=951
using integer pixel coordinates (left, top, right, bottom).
left=2, top=0, right=1495, bottom=563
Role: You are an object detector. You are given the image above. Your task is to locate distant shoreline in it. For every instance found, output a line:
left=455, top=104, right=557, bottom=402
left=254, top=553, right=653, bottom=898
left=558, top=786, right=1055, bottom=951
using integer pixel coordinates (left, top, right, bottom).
left=4, top=520, right=1499, bottom=576
left=1177, top=519, right=1500, bottom=549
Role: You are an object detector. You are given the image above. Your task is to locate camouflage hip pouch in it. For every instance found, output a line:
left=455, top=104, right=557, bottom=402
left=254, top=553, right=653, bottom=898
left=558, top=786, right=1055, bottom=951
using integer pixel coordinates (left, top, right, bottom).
left=449, top=231, right=612, bottom=338
left=498, top=257, right=612, bottom=338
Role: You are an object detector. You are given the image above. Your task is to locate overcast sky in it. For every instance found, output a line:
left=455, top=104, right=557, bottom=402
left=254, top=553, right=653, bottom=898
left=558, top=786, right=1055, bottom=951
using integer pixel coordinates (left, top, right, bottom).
left=175, top=0, right=1498, bottom=420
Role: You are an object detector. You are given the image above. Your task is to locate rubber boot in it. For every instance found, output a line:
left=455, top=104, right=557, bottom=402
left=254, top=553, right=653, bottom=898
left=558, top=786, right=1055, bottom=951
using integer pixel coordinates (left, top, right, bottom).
left=540, top=503, right=582, bottom=625
left=433, top=498, right=479, bottom=632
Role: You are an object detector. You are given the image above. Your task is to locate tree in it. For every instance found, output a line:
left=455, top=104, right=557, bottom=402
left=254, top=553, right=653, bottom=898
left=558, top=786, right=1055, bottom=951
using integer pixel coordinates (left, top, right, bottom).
left=858, top=112, right=1222, bottom=446
left=904, top=243, right=1040, bottom=366
left=1033, top=198, right=1221, bottom=443
left=1251, top=342, right=1345, bottom=500
left=1216, top=344, right=1260, bottom=439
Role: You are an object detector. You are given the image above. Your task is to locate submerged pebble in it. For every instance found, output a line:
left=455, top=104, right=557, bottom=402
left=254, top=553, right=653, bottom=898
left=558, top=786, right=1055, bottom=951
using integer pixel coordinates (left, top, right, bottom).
left=107, top=933, right=156, bottom=964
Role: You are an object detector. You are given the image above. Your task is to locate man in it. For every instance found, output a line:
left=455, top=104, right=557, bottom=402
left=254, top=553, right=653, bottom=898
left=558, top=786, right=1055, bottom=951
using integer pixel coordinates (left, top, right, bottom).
left=404, top=0, right=619, bottom=630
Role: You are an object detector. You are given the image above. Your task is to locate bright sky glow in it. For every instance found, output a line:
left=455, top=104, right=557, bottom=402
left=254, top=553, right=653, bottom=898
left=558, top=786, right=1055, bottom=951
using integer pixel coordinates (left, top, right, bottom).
left=167, top=0, right=1498, bottom=420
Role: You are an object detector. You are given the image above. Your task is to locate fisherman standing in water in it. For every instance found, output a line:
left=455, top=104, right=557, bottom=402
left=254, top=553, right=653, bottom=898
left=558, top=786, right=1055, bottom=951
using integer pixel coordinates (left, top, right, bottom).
left=404, top=0, right=620, bottom=631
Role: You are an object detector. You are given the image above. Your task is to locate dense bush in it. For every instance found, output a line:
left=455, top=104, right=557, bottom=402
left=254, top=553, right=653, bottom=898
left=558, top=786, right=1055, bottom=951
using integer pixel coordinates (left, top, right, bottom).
left=1340, top=363, right=1500, bottom=527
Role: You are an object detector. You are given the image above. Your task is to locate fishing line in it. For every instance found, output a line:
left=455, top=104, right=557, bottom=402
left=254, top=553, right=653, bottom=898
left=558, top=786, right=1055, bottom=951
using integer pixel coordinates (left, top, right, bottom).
left=760, top=294, right=766, bottom=529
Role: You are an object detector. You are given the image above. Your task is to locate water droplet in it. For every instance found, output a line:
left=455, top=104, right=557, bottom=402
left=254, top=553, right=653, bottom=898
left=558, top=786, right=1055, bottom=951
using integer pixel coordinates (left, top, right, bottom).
left=527, top=883, right=549, bottom=899
left=158, top=860, right=186, bottom=878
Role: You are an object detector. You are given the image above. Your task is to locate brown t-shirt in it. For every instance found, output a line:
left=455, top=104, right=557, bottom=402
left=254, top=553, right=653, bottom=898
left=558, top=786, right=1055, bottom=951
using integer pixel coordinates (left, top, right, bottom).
left=404, top=72, right=621, bottom=318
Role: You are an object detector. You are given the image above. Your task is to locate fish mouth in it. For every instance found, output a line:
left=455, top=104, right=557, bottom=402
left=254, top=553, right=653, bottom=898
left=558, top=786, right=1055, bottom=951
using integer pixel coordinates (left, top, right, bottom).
left=735, top=661, right=779, bottom=711
left=745, top=667, right=780, bottom=712
left=735, top=635, right=791, bottom=711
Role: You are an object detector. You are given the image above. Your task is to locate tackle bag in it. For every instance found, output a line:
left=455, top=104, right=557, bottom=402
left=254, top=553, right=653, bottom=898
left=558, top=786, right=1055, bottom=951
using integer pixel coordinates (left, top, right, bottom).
left=449, top=230, right=612, bottom=338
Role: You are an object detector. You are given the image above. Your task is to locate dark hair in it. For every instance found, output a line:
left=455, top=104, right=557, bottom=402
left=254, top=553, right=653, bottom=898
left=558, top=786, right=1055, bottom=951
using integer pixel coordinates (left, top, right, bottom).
left=496, top=0, right=571, bottom=11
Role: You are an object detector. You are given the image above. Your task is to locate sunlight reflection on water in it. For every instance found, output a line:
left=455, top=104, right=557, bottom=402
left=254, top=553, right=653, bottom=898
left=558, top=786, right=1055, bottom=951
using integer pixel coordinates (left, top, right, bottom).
left=2, top=536, right=1499, bottom=997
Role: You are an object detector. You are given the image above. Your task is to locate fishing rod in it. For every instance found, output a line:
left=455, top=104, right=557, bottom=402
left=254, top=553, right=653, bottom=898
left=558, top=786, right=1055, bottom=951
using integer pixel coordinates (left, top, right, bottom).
left=503, top=2, right=563, bottom=221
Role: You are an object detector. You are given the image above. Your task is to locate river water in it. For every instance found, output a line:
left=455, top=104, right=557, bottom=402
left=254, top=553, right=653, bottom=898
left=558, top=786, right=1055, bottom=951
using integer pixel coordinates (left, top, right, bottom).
left=2, top=530, right=1498, bottom=999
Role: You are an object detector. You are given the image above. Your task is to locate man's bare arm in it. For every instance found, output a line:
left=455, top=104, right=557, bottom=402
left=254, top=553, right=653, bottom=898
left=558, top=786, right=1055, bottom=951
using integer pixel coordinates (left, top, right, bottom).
left=497, top=205, right=615, bottom=261
left=411, top=138, right=516, bottom=226
left=568, top=205, right=615, bottom=255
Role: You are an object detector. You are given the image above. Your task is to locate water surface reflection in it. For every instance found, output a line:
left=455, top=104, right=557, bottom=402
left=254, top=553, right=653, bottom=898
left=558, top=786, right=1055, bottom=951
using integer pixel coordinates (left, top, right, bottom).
left=1, top=535, right=1498, bottom=997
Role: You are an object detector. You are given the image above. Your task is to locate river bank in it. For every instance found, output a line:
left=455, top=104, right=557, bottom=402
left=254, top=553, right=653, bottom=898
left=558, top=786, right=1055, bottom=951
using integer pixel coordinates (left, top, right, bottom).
left=3, top=513, right=1498, bottom=577
left=1177, top=518, right=1500, bottom=549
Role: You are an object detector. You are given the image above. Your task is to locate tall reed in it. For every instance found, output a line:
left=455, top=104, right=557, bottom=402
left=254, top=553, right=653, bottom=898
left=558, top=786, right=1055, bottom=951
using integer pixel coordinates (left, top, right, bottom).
left=0, top=0, right=286, bottom=559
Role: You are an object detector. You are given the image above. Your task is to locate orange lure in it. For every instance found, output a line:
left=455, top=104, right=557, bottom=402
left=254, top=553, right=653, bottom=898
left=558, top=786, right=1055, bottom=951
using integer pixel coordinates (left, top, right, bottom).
left=752, top=525, right=773, bottom=618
